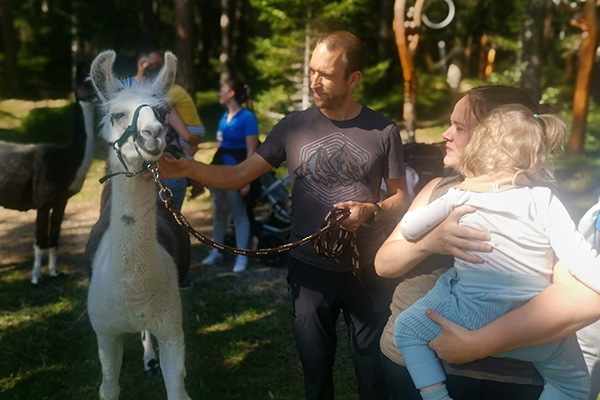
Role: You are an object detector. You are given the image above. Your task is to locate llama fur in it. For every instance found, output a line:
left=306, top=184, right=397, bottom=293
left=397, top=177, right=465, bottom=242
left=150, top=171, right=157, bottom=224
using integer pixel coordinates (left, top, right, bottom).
left=0, top=63, right=97, bottom=285
left=85, top=50, right=191, bottom=400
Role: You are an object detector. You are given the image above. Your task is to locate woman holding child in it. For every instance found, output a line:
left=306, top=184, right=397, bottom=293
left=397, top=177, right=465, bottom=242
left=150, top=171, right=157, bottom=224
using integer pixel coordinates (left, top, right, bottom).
left=376, top=85, right=600, bottom=399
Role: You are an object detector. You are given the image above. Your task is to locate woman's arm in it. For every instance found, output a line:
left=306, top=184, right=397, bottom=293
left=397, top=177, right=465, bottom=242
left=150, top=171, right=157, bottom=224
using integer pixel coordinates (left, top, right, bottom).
left=240, top=134, right=260, bottom=196
left=374, top=178, right=492, bottom=279
left=428, top=261, right=600, bottom=364
left=245, top=134, right=259, bottom=158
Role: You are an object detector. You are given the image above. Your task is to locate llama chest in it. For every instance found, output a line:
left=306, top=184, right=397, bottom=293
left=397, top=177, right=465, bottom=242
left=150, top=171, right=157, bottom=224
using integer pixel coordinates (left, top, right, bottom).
left=87, top=234, right=182, bottom=334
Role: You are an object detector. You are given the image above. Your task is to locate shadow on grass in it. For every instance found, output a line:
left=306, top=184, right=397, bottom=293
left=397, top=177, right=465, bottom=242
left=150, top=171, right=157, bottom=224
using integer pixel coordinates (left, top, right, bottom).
left=0, top=256, right=359, bottom=400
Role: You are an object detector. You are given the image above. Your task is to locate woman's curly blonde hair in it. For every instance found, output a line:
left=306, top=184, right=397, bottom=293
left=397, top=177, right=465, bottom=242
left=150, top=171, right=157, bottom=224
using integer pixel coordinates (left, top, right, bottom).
left=458, top=104, right=566, bottom=184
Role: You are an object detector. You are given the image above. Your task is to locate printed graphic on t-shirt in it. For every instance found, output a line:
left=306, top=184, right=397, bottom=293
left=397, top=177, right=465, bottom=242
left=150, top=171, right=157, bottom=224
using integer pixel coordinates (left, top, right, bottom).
left=294, top=132, right=371, bottom=205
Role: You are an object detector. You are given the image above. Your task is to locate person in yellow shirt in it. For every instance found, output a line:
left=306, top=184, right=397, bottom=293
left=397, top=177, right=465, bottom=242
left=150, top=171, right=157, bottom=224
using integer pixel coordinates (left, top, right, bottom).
left=164, top=83, right=206, bottom=202
left=167, top=83, right=205, bottom=158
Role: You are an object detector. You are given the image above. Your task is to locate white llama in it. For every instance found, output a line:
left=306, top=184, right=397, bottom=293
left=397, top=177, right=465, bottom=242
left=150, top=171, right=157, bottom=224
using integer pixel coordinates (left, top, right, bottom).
left=86, top=50, right=191, bottom=400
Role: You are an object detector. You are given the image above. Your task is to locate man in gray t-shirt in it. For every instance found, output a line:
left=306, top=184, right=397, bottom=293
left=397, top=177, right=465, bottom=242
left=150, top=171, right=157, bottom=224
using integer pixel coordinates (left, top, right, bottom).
left=159, top=30, right=410, bottom=399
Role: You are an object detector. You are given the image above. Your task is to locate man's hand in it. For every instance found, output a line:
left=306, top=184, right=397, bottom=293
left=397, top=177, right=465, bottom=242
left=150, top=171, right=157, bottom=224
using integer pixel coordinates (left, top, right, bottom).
left=333, top=201, right=375, bottom=232
left=421, top=205, right=491, bottom=263
left=427, top=309, right=483, bottom=364
left=158, top=153, right=189, bottom=179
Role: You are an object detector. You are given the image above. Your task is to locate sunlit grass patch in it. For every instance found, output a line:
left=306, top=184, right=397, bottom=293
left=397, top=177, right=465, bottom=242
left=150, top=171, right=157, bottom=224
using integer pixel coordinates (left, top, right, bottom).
left=200, top=309, right=275, bottom=334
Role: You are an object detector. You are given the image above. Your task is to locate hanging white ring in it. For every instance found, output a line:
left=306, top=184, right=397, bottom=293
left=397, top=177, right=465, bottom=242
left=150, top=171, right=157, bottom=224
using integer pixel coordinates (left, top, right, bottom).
left=422, top=0, right=455, bottom=30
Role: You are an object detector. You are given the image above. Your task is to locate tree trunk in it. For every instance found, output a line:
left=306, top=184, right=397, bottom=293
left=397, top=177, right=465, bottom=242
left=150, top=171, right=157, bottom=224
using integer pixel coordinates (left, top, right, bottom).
left=0, top=0, right=19, bottom=96
left=477, top=34, right=489, bottom=80
left=393, top=0, right=425, bottom=143
left=301, top=19, right=311, bottom=111
left=569, top=0, right=597, bottom=155
left=139, top=0, right=160, bottom=47
left=220, top=0, right=231, bottom=82
left=520, top=0, right=550, bottom=102
left=174, top=0, right=195, bottom=94
left=378, top=0, right=393, bottom=62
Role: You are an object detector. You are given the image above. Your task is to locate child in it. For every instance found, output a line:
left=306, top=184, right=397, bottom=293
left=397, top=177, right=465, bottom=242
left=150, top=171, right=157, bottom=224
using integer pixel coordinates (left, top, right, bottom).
left=394, top=104, right=596, bottom=400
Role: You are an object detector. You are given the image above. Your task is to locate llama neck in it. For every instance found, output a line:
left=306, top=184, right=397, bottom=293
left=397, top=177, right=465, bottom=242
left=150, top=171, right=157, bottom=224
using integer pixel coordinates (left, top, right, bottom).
left=108, top=171, right=159, bottom=274
left=68, top=101, right=95, bottom=193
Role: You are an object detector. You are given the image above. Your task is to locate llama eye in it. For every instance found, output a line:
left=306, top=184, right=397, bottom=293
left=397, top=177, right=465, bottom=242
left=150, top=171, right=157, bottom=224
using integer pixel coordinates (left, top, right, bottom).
left=110, top=113, right=125, bottom=124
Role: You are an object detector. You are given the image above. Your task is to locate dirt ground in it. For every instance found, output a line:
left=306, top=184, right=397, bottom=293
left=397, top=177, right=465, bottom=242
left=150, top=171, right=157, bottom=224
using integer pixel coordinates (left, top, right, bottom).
left=0, top=167, right=290, bottom=299
left=1, top=151, right=598, bottom=299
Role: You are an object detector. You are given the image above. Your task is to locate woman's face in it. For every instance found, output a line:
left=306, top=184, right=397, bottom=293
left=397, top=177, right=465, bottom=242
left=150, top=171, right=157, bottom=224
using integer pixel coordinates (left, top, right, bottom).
left=441, top=96, right=478, bottom=170
left=219, top=84, right=233, bottom=105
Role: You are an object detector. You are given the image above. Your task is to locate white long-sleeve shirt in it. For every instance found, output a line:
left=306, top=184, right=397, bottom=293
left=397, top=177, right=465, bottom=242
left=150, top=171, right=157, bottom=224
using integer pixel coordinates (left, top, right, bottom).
left=401, top=185, right=600, bottom=293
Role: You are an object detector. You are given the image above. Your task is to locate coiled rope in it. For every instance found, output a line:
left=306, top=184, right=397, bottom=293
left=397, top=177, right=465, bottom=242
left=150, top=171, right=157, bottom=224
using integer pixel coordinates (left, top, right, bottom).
left=150, top=164, right=361, bottom=277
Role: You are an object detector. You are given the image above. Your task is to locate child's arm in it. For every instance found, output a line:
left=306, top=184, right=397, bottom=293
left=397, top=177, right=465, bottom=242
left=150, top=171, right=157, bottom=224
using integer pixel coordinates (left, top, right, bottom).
left=401, top=191, right=455, bottom=240
left=375, top=181, right=490, bottom=279
left=168, top=109, right=201, bottom=146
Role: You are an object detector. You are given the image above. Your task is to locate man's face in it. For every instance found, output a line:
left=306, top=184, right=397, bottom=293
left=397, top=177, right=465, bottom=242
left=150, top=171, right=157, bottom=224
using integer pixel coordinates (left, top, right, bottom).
left=140, top=52, right=164, bottom=78
left=309, top=44, right=351, bottom=110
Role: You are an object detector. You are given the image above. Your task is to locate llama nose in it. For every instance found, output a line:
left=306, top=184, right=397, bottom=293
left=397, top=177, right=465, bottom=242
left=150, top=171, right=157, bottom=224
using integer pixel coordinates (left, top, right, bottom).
left=138, top=123, right=165, bottom=152
left=140, top=122, right=164, bottom=139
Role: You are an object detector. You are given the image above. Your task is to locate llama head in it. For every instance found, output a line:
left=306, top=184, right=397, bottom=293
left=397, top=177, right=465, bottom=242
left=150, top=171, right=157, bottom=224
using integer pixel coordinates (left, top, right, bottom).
left=90, top=50, right=177, bottom=170
left=75, top=62, right=99, bottom=106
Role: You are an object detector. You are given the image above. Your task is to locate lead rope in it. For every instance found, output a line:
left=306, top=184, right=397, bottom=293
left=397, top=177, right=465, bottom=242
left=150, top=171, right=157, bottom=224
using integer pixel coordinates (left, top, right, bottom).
left=149, top=164, right=361, bottom=278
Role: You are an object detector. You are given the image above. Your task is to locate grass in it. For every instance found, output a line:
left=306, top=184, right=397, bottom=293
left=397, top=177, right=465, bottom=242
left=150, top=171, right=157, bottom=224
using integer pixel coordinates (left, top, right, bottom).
left=2, top=93, right=600, bottom=399
left=0, top=97, right=360, bottom=399
left=0, top=254, right=360, bottom=399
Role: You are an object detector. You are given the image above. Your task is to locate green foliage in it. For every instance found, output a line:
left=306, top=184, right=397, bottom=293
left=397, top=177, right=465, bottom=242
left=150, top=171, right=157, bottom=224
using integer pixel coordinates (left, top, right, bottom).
left=0, top=103, right=74, bottom=144
left=195, top=91, right=224, bottom=141
left=18, top=105, right=74, bottom=144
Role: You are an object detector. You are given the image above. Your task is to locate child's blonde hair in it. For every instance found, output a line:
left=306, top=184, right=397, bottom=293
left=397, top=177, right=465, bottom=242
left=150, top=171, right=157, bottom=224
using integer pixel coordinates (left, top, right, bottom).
left=458, top=104, right=566, bottom=184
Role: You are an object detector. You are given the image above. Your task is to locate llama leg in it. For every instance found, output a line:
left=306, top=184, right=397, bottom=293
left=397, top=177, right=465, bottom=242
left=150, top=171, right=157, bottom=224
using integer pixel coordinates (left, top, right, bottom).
left=157, top=333, right=191, bottom=400
left=32, top=206, right=51, bottom=285
left=31, top=245, right=45, bottom=285
left=97, top=333, right=124, bottom=400
left=48, top=199, right=68, bottom=277
left=48, top=247, right=60, bottom=277
left=141, top=330, right=161, bottom=377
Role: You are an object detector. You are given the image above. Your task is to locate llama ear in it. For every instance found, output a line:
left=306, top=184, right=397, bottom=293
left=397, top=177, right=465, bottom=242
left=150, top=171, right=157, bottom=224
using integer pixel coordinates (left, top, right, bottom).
left=150, top=51, right=177, bottom=97
left=90, top=50, right=120, bottom=102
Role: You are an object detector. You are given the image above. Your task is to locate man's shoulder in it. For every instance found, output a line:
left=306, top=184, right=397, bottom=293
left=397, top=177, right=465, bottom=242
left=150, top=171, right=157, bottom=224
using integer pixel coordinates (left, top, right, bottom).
left=358, top=106, right=398, bottom=130
left=362, top=106, right=396, bottom=125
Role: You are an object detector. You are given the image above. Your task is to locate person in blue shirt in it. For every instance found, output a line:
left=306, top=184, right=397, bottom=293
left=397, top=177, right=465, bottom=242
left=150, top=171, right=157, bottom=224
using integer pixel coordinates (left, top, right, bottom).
left=202, top=78, right=259, bottom=272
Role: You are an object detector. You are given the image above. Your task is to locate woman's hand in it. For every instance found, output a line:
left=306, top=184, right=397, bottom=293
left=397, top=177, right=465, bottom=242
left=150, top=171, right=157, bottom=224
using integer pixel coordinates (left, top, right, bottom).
left=240, top=183, right=250, bottom=196
left=427, top=309, right=484, bottom=364
left=421, top=205, right=491, bottom=263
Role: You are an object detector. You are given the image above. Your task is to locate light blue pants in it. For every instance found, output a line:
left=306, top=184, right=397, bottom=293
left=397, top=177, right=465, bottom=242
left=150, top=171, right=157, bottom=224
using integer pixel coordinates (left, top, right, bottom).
left=161, top=177, right=187, bottom=210
left=210, top=187, right=250, bottom=250
left=394, top=268, right=590, bottom=400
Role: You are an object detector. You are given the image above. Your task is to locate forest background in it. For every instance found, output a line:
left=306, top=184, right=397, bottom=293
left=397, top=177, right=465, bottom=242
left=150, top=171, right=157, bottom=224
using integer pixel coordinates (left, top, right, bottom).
left=2, top=0, right=600, bottom=155
left=3, top=1, right=600, bottom=399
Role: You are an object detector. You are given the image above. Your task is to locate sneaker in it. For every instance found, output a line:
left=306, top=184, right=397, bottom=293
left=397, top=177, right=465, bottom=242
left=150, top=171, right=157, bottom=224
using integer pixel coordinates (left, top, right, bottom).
left=179, top=278, right=195, bottom=290
left=233, top=256, right=248, bottom=272
left=202, top=249, right=223, bottom=265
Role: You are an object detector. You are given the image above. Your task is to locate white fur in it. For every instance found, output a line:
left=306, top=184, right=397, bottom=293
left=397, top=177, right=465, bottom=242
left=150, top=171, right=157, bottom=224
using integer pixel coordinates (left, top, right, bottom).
left=68, top=100, right=96, bottom=193
left=87, top=50, right=190, bottom=400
